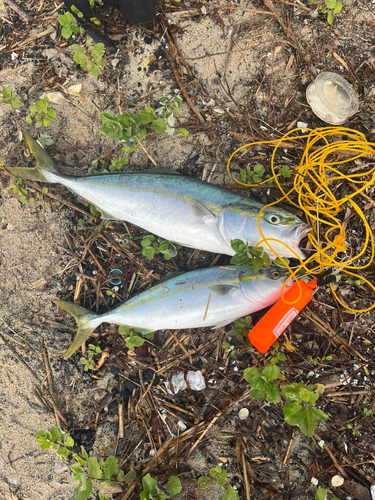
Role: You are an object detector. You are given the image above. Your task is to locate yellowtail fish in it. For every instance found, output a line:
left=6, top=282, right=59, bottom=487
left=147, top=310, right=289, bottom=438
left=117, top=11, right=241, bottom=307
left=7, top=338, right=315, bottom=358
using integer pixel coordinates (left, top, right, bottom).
left=6, top=134, right=310, bottom=259
left=55, top=265, right=292, bottom=357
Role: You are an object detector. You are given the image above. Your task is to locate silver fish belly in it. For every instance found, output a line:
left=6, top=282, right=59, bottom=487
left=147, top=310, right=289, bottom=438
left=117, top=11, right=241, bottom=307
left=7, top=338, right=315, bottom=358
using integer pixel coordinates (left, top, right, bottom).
left=56, top=265, right=292, bottom=356
left=7, top=134, right=310, bottom=259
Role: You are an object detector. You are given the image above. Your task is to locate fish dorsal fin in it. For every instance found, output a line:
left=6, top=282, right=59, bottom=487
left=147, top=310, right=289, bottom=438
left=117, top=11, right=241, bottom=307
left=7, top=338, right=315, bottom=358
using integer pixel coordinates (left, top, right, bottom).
left=159, top=271, right=185, bottom=284
left=208, top=284, right=237, bottom=296
left=184, top=195, right=216, bottom=222
left=144, top=166, right=181, bottom=175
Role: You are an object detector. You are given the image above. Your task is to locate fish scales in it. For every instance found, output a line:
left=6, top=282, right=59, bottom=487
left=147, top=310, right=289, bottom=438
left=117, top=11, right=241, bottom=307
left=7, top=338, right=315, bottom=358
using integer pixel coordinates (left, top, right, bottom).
left=60, top=173, right=261, bottom=254
left=55, top=265, right=293, bottom=357
left=6, top=134, right=311, bottom=259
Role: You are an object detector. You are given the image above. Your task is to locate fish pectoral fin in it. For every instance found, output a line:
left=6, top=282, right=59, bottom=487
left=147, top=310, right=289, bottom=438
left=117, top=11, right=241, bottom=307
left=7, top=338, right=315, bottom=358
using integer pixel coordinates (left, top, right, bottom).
left=184, top=195, right=216, bottom=222
left=144, top=166, right=181, bottom=175
left=208, top=285, right=238, bottom=296
left=211, top=319, right=235, bottom=329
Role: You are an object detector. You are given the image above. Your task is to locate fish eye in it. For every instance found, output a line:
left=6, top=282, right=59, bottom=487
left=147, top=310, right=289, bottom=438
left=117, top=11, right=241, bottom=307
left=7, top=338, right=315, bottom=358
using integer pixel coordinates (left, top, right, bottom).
left=270, top=215, right=280, bottom=224
left=272, top=271, right=280, bottom=279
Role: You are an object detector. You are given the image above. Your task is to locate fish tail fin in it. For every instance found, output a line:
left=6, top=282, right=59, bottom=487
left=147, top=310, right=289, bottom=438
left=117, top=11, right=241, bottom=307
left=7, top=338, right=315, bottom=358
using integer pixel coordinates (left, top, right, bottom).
left=55, top=300, right=100, bottom=358
left=6, top=133, right=60, bottom=182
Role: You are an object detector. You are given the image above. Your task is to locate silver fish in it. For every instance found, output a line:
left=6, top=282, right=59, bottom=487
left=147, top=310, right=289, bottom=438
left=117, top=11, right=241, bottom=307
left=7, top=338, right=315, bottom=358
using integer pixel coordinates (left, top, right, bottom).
left=6, top=134, right=310, bottom=259
left=55, top=265, right=292, bottom=357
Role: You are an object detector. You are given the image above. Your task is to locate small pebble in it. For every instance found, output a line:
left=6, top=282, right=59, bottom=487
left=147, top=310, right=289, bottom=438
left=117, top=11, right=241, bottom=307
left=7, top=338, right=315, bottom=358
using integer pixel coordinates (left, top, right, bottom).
left=331, top=474, right=344, bottom=487
left=54, top=463, right=68, bottom=474
left=177, top=420, right=187, bottom=431
left=238, top=408, right=249, bottom=420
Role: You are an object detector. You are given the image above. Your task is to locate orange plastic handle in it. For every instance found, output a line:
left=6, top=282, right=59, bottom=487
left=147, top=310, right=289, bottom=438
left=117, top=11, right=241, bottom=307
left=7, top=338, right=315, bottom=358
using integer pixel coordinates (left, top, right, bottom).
left=248, top=279, right=318, bottom=353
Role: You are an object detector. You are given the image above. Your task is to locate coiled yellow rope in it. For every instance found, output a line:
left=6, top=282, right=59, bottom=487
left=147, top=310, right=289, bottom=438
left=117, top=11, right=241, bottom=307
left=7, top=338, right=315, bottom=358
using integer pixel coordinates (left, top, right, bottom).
left=227, top=127, right=375, bottom=313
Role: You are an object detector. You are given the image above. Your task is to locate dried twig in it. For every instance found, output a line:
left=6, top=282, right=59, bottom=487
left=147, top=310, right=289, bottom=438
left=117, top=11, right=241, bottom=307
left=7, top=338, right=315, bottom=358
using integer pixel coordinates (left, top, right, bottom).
left=200, top=0, right=276, bottom=17
left=4, top=0, right=32, bottom=22
left=314, top=431, right=349, bottom=479
left=163, top=47, right=205, bottom=124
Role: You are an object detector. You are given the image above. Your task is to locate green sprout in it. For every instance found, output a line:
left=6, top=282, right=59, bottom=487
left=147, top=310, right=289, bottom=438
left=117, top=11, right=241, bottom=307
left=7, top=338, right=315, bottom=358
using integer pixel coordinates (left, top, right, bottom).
left=308, top=0, right=343, bottom=25
left=245, top=365, right=328, bottom=437
left=230, top=240, right=272, bottom=272
left=141, top=235, right=180, bottom=261
left=70, top=38, right=105, bottom=77
left=58, top=12, right=80, bottom=39
left=80, top=343, right=102, bottom=371
left=26, top=96, right=56, bottom=128
left=0, top=86, right=23, bottom=108
left=118, top=325, right=154, bottom=349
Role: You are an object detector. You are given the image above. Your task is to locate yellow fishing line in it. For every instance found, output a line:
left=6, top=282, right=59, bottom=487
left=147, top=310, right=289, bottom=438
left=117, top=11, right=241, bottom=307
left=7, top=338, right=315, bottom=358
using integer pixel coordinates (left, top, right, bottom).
left=227, top=126, right=375, bottom=313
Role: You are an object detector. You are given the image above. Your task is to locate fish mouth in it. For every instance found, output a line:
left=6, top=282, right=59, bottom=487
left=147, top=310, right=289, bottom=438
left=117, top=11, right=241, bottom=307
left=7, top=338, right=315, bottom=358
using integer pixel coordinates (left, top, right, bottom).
left=285, top=223, right=312, bottom=260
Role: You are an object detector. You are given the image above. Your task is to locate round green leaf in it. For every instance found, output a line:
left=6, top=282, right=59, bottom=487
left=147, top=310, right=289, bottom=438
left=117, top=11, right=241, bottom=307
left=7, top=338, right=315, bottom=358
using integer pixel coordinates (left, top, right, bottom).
left=243, top=367, right=261, bottom=384
left=283, top=402, right=304, bottom=426
left=315, top=489, right=327, bottom=500
left=197, top=476, right=211, bottom=490
left=166, top=476, right=182, bottom=496
left=310, top=407, right=329, bottom=422
left=262, top=364, right=281, bottom=382
left=250, top=388, right=266, bottom=399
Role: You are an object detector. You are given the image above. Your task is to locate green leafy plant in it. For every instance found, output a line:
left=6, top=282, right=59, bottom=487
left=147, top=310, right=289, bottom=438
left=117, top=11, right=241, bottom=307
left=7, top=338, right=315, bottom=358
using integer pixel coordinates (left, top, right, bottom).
left=363, top=407, right=373, bottom=418
left=230, top=240, right=272, bottom=272
left=100, top=107, right=167, bottom=152
left=34, top=427, right=136, bottom=500
left=308, top=355, right=319, bottom=365
left=274, top=256, right=290, bottom=268
left=26, top=96, right=56, bottom=128
left=58, top=12, right=80, bottom=39
left=9, top=178, right=48, bottom=205
left=197, top=473, right=238, bottom=500
left=34, top=430, right=238, bottom=500
left=244, top=365, right=329, bottom=437
left=282, top=383, right=328, bottom=437
left=227, top=316, right=252, bottom=338
left=308, top=0, right=343, bottom=25
left=0, top=86, right=23, bottom=108
left=99, top=95, right=188, bottom=163
left=70, top=38, right=105, bottom=77
left=80, top=343, right=102, bottom=371
left=155, top=91, right=189, bottom=137
left=346, top=277, right=364, bottom=286
left=279, top=165, right=292, bottom=179
left=70, top=5, right=84, bottom=18
left=239, top=164, right=291, bottom=185
left=346, top=423, right=357, bottom=436
left=141, top=235, right=180, bottom=261
left=244, top=364, right=282, bottom=403
left=315, top=488, right=339, bottom=500
left=308, top=355, right=332, bottom=366
left=109, top=156, right=129, bottom=172
left=239, top=164, right=265, bottom=184
left=269, top=340, right=286, bottom=365
left=140, top=473, right=182, bottom=499
left=118, top=325, right=154, bottom=349
left=198, top=466, right=227, bottom=488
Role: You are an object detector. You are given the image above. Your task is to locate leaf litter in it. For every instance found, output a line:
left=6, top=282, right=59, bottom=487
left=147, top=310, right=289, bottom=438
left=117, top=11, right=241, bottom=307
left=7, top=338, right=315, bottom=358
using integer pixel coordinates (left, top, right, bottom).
left=0, top=0, right=375, bottom=499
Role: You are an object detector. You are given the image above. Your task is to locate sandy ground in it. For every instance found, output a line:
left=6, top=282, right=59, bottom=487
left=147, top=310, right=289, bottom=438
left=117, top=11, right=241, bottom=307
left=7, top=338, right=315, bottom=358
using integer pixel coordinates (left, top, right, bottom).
left=1, top=0, right=375, bottom=499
